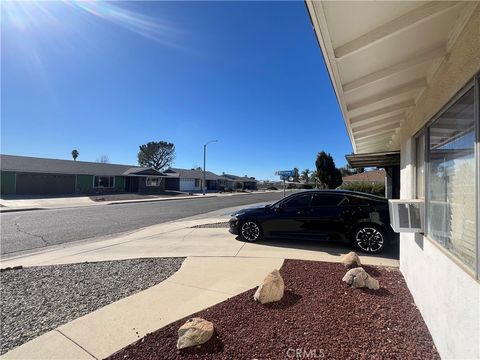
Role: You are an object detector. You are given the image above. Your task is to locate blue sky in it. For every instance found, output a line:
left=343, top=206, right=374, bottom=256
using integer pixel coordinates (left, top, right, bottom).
left=1, top=1, right=351, bottom=180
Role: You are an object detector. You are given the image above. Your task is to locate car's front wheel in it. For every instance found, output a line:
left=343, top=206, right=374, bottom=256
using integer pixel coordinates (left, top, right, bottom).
left=240, top=220, right=263, bottom=242
left=352, top=225, right=386, bottom=254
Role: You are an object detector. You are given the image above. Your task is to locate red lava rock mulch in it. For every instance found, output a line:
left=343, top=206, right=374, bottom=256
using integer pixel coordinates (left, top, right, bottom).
left=106, top=260, right=439, bottom=360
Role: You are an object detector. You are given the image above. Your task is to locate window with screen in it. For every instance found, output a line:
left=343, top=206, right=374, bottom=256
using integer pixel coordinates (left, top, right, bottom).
left=146, top=177, right=161, bottom=187
left=94, top=176, right=114, bottom=188
left=426, top=86, right=476, bottom=270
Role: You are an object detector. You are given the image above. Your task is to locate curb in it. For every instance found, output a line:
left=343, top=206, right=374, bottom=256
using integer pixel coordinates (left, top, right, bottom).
left=106, top=195, right=218, bottom=205
left=0, top=208, right=45, bottom=213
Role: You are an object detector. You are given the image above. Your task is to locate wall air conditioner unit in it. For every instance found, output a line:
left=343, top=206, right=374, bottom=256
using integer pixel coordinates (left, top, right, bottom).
left=388, top=199, right=424, bottom=233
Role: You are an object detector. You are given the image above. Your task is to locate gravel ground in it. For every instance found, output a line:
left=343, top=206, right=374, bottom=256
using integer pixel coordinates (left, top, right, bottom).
left=108, top=260, right=439, bottom=360
left=0, top=257, right=184, bottom=355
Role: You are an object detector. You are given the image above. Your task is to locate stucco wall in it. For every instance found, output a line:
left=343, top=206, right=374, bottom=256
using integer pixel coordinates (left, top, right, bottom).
left=400, top=6, right=480, bottom=139
left=398, top=9, right=480, bottom=359
left=400, top=233, right=479, bottom=359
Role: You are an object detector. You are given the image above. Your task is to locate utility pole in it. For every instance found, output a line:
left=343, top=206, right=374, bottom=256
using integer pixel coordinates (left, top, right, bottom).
left=203, top=140, right=218, bottom=195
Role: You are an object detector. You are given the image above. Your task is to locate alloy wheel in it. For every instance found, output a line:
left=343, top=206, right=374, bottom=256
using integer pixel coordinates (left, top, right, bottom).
left=241, top=221, right=260, bottom=242
left=355, top=227, right=384, bottom=253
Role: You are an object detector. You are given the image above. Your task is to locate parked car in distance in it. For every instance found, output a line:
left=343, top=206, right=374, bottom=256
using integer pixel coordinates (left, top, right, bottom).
left=229, top=190, right=393, bottom=254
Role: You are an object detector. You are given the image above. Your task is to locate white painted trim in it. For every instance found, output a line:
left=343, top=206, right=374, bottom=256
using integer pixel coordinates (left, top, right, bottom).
left=355, top=129, right=397, bottom=141
left=347, top=78, right=427, bottom=111
left=334, top=1, right=459, bottom=59
left=350, top=100, right=414, bottom=124
left=306, top=0, right=356, bottom=152
left=354, top=119, right=402, bottom=135
left=343, top=46, right=446, bottom=93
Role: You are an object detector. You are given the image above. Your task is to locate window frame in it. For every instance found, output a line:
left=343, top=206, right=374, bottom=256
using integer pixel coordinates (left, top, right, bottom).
left=414, top=130, right=426, bottom=200
left=93, top=175, right=115, bottom=189
left=146, top=176, right=162, bottom=187
left=415, top=77, right=478, bottom=278
left=475, top=74, right=480, bottom=280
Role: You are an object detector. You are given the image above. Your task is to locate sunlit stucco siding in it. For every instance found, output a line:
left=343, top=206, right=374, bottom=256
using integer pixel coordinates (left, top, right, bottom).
left=398, top=8, right=480, bottom=359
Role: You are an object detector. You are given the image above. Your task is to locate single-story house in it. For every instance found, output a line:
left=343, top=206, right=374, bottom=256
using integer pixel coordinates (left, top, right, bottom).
left=164, top=168, right=223, bottom=192
left=164, top=168, right=258, bottom=192
left=220, top=174, right=258, bottom=190
left=306, top=1, right=479, bottom=358
left=342, top=169, right=386, bottom=185
left=0, top=154, right=170, bottom=196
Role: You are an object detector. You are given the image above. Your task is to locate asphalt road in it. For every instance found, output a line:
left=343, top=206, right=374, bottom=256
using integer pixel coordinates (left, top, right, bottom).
left=1, top=192, right=289, bottom=257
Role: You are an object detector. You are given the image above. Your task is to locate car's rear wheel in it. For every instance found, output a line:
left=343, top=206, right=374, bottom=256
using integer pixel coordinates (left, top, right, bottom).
left=352, top=225, right=385, bottom=254
left=240, top=220, right=263, bottom=242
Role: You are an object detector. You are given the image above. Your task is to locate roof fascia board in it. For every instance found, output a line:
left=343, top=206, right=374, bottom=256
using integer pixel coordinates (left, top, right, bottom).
left=305, top=0, right=357, bottom=152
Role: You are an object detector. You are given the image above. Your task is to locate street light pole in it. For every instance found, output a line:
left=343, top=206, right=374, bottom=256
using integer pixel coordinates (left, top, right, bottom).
left=203, top=140, right=218, bottom=195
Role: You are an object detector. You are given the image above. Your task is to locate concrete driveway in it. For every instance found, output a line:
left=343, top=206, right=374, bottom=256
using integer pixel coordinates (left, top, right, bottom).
left=1, top=209, right=399, bottom=268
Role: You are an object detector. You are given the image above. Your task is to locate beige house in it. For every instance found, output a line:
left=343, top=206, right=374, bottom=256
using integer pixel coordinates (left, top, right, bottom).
left=306, top=1, right=479, bottom=358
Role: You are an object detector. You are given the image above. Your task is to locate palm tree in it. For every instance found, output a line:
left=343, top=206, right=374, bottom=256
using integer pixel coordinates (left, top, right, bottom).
left=71, top=149, right=79, bottom=161
left=292, top=167, right=300, bottom=182
left=301, top=169, right=310, bottom=183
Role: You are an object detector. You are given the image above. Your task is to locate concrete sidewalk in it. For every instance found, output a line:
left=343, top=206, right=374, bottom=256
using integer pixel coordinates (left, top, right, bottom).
left=2, top=256, right=284, bottom=360
left=0, top=191, right=273, bottom=212
left=0, top=194, right=208, bottom=212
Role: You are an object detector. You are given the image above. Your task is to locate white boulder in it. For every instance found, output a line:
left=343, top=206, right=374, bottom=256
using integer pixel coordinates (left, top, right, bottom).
left=341, top=251, right=362, bottom=268
left=254, top=269, right=284, bottom=304
left=342, top=267, right=379, bottom=290
left=177, top=317, right=214, bottom=349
